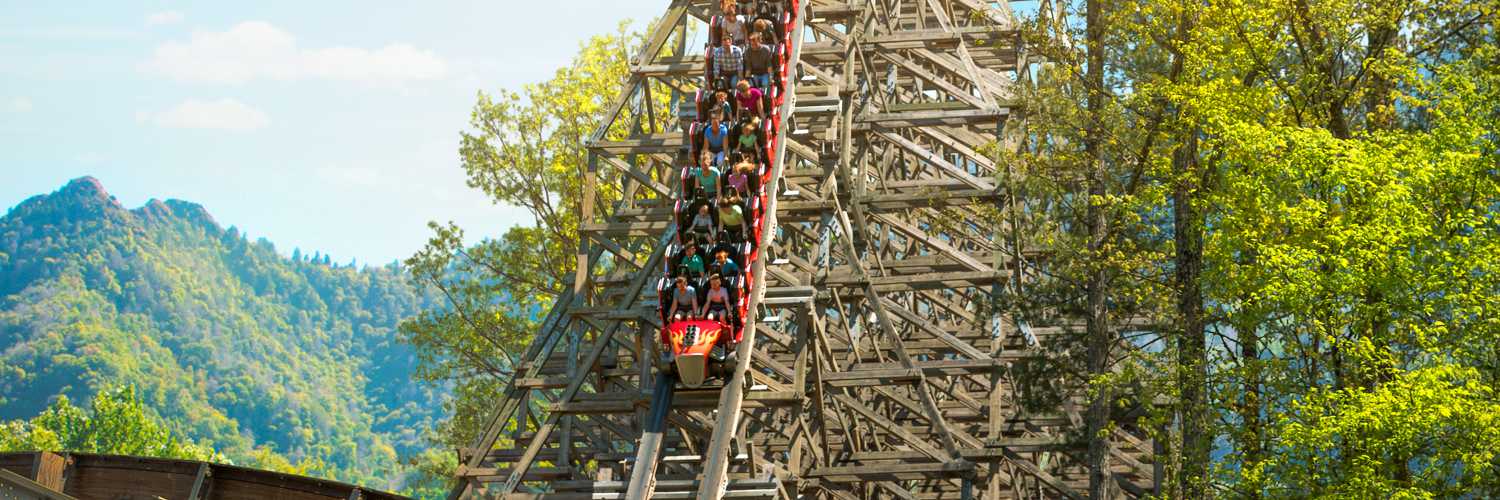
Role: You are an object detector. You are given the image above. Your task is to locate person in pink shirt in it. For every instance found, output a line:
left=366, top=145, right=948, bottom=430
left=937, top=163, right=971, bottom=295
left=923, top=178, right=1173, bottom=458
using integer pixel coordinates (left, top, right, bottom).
left=725, top=160, right=751, bottom=196
left=735, top=80, right=764, bottom=121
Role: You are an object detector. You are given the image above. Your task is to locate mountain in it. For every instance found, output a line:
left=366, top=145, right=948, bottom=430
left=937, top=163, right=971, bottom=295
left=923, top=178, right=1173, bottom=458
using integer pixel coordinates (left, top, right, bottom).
left=0, top=177, right=444, bottom=489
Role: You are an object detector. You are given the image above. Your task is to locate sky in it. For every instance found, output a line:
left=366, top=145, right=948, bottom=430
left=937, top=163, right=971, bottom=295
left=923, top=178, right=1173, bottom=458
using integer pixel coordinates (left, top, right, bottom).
left=0, top=1, right=666, bottom=265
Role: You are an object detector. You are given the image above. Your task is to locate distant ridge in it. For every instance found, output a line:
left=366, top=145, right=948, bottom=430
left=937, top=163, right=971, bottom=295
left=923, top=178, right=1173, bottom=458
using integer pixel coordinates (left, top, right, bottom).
left=0, top=176, right=443, bottom=490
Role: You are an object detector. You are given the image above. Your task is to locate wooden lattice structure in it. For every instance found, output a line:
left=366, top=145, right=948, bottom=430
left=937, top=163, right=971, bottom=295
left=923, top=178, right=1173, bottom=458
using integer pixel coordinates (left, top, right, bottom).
left=451, top=0, right=1160, bottom=498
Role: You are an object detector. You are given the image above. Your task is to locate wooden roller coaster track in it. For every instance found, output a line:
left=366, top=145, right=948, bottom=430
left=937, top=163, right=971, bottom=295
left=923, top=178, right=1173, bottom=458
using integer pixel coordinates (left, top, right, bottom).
left=450, top=0, right=1161, bottom=498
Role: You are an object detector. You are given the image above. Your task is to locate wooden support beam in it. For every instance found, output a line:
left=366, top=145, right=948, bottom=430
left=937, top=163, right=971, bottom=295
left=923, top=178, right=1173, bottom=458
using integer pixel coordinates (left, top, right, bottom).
left=188, top=462, right=212, bottom=500
left=856, top=108, right=1007, bottom=128
left=806, top=460, right=975, bottom=482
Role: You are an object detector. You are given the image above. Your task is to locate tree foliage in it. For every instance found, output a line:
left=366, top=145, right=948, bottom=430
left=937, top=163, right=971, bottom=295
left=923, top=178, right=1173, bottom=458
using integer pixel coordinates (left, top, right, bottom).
left=1011, top=0, right=1497, bottom=496
left=0, top=386, right=221, bottom=461
left=0, top=177, right=444, bottom=492
left=401, top=22, right=671, bottom=450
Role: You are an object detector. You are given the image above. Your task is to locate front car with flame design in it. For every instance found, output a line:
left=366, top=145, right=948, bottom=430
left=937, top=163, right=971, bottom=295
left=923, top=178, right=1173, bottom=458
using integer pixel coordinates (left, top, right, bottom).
left=664, top=319, right=726, bottom=387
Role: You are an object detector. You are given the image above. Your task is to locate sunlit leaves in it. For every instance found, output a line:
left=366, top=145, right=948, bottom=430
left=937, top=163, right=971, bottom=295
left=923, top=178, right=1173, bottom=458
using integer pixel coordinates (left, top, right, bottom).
left=404, top=23, right=662, bottom=452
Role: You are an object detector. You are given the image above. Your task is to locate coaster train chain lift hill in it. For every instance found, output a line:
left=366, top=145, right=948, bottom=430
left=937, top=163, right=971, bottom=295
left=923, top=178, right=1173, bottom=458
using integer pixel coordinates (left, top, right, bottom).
left=450, top=0, right=1161, bottom=498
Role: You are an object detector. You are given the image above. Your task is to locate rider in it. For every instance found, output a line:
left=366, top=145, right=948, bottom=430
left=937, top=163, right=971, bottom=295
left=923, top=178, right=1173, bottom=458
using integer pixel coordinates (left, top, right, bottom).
left=721, top=4, right=749, bottom=46
left=680, top=243, right=706, bottom=279
left=696, top=152, right=721, bottom=197
left=711, top=248, right=743, bottom=281
left=736, top=118, right=763, bottom=161
left=735, top=80, right=764, bottom=122
left=668, top=276, right=699, bottom=320
left=711, top=90, right=735, bottom=122
left=717, top=193, right=746, bottom=243
left=703, top=111, right=729, bottom=165
left=712, top=35, right=744, bottom=89
left=690, top=204, right=717, bottom=245
left=745, top=31, right=775, bottom=89
left=725, top=160, right=751, bottom=196
left=700, top=274, right=733, bottom=325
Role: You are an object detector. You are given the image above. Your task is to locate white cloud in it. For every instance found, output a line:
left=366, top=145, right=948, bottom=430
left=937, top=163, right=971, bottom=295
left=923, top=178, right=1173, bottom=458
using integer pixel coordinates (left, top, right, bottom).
left=8, top=97, right=31, bottom=112
left=145, top=11, right=185, bottom=26
left=140, top=21, right=448, bottom=84
left=138, top=98, right=269, bottom=131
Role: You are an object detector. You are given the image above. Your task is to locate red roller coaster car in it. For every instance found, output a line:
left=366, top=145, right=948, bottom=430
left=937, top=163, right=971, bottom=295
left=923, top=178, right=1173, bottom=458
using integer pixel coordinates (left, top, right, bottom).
left=661, top=318, right=737, bottom=388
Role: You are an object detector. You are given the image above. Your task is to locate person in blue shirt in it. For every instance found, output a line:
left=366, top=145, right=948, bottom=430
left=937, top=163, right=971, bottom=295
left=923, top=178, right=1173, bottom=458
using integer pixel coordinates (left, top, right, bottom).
left=712, top=249, right=743, bottom=280
left=703, top=111, right=729, bottom=165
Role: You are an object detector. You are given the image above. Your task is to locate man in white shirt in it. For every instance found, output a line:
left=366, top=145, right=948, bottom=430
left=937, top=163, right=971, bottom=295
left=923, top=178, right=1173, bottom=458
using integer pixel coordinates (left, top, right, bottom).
left=721, top=4, right=748, bottom=46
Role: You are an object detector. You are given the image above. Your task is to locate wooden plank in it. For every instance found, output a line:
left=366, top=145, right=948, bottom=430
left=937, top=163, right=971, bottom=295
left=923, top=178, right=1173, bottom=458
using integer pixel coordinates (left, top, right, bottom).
left=458, top=286, right=577, bottom=472
left=30, top=452, right=65, bottom=491
left=999, top=447, right=1085, bottom=500
left=872, top=213, right=990, bottom=273
left=599, top=154, right=673, bottom=199
left=496, top=233, right=672, bottom=493
left=586, top=3, right=687, bottom=144
left=831, top=394, right=949, bottom=461
left=856, top=108, right=1007, bottom=128
left=875, top=131, right=995, bottom=191
left=806, top=460, right=974, bottom=482
left=878, top=297, right=989, bottom=360
left=0, top=469, right=76, bottom=500
left=878, top=50, right=989, bottom=109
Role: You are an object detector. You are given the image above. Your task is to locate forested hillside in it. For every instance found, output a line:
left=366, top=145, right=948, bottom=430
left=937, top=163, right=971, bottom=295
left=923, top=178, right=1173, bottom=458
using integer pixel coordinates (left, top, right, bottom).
left=0, top=177, right=444, bottom=490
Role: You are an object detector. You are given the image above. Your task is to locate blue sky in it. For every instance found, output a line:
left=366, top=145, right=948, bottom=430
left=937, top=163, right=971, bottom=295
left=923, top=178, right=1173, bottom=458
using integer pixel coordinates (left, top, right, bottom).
left=0, top=1, right=665, bottom=265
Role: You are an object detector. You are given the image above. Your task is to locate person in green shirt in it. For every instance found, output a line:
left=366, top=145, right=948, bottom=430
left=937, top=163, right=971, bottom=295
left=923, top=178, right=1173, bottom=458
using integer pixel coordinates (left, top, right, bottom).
left=696, top=160, right=720, bottom=198
left=680, top=244, right=706, bottom=278
left=737, top=119, right=761, bottom=154
left=687, top=150, right=719, bottom=199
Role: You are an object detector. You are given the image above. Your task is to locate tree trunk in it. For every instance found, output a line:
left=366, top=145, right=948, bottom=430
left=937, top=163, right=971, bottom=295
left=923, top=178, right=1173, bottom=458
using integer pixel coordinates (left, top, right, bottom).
left=1173, top=132, right=1209, bottom=497
left=1240, top=316, right=1262, bottom=499
left=1084, top=0, right=1113, bottom=496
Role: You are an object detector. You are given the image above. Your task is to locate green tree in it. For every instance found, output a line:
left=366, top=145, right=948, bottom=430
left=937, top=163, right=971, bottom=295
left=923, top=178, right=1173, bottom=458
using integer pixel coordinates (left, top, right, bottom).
left=1013, top=0, right=1497, bottom=496
left=398, top=448, right=459, bottom=499
left=402, top=22, right=674, bottom=449
left=1197, top=45, right=1500, bottom=495
left=0, top=386, right=222, bottom=461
